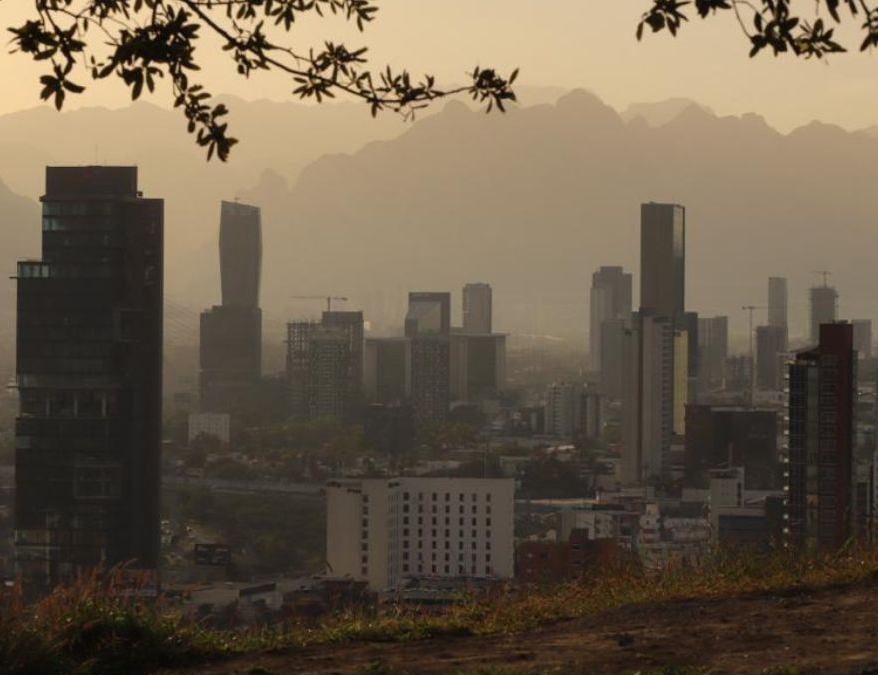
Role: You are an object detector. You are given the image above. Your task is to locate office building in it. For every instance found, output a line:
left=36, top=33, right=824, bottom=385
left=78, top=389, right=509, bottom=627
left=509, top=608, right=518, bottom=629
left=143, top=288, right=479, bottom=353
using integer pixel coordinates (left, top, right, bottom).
left=589, top=266, right=632, bottom=371
left=287, top=313, right=364, bottom=422
left=756, top=325, right=787, bottom=391
left=450, top=334, right=506, bottom=403
left=462, top=283, right=492, bottom=334
left=768, top=277, right=788, bottom=332
left=200, top=201, right=262, bottom=412
left=15, top=166, right=163, bottom=589
left=364, top=338, right=411, bottom=405
left=326, top=477, right=515, bottom=590
left=545, top=382, right=601, bottom=439
left=684, top=405, right=779, bottom=489
left=809, top=284, right=838, bottom=345
left=405, top=292, right=450, bottom=337
left=640, top=203, right=685, bottom=323
left=852, top=319, right=872, bottom=359
left=697, top=316, right=728, bottom=393
left=787, top=322, right=856, bottom=550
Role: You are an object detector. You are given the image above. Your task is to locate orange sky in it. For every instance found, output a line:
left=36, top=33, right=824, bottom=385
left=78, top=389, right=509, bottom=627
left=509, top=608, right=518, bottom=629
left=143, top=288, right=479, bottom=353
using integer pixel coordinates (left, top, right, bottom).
left=0, top=2, right=875, bottom=131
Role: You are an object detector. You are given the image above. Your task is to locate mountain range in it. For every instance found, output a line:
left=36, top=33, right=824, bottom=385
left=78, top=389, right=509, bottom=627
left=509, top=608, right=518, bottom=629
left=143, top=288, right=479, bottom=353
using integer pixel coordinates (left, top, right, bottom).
left=0, top=89, right=875, bottom=353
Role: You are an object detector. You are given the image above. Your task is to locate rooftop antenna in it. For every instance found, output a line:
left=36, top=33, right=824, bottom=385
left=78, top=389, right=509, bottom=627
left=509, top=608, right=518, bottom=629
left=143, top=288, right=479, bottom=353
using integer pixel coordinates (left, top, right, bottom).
left=812, top=270, right=832, bottom=287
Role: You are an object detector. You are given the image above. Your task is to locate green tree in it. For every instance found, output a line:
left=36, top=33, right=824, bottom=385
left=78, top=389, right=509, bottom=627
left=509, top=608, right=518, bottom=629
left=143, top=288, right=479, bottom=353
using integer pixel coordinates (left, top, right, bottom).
left=638, top=1, right=869, bottom=59
left=10, top=1, right=517, bottom=160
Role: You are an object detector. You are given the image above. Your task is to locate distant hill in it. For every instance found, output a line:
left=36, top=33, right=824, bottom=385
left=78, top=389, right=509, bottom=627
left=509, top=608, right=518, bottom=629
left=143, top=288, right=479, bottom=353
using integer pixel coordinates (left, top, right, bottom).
left=240, top=90, right=878, bottom=339
left=621, top=97, right=715, bottom=127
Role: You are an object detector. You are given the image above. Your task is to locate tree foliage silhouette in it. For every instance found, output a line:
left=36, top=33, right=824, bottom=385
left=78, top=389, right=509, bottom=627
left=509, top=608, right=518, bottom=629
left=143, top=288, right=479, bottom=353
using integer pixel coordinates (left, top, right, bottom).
left=10, top=1, right=518, bottom=161
left=638, top=0, right=873, bottom=59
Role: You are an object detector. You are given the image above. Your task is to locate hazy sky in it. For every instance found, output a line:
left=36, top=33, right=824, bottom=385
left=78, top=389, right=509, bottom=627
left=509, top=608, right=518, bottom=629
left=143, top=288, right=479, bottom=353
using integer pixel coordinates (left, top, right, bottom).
left=0, top=2, right=876, bottom=131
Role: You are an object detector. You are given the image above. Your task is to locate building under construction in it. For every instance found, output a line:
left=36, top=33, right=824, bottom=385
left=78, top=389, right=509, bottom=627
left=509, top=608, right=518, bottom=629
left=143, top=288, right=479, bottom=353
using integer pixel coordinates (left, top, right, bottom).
left=286, top=312, right=364, bottom=422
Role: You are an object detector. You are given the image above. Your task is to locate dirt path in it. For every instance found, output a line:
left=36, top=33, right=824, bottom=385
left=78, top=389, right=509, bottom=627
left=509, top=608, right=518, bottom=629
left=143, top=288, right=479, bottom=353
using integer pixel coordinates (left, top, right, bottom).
left=164, top=580, right=878, bottom=675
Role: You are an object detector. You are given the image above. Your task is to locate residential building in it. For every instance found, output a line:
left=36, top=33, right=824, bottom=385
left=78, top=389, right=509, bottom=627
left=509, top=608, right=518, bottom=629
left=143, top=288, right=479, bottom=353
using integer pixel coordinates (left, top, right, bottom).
left=621, top=314, right=675, bottom=485
left=187, top=412, right=231, bottom=445
left=462, top=283, right=492, bottom=334
left=756, top=324, right=787, bottom=391
left=809, top=284, right=838, bottom=345
left=787, top=322, right=856, bottom=550
left=325, top=477, right=515, bottom=590
left=589, top=266, right=632, bottom=372
left=200, top=201, right=262, bottom=413
left=14, top=166, right=163, bottom=589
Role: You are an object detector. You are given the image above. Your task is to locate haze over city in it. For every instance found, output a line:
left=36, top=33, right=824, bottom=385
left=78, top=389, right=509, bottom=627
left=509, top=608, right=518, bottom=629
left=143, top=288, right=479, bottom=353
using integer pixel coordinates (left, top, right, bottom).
left=2, top=2, right=878, bottom=674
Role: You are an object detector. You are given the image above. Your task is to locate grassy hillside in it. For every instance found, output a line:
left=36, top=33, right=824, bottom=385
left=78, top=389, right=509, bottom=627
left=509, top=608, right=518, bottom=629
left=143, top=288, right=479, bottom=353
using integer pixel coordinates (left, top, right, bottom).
left=4, top=548, right=878, bottom=674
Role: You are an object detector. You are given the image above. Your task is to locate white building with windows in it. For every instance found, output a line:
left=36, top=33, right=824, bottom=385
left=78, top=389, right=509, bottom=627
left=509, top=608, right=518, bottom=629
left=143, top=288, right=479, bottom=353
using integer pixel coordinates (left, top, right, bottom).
left=325, top=477, right=515, bottom=591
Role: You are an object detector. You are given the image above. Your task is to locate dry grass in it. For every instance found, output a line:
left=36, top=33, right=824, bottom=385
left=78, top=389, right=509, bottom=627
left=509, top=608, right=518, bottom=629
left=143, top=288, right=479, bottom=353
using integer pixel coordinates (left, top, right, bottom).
left=3, top=547, right=878, bottom=675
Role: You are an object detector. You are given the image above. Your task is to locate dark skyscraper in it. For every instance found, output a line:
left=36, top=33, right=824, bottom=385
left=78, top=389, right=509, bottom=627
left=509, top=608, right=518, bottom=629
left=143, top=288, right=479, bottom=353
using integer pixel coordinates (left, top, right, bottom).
left=405, top=292, right=451, bottom=423
left=462, top=283, right=493, bottom=334
left=768, top=277, right=788, bottom=332
left=787, top=322, right=856, bottom=550
left=219, top=201, right=261, bottom=307
left=200, top=201, right=262, bottom=412
left=15, top=167, right=163, bottom=589
left=640, top=203, right=685, bottom=324
left=756, top=324, right=787, bottom=391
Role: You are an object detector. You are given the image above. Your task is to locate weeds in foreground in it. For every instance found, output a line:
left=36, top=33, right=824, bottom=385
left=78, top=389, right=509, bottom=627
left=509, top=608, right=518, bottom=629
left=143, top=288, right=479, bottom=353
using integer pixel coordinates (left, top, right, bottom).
left=3, top=547, right=878, bottom=675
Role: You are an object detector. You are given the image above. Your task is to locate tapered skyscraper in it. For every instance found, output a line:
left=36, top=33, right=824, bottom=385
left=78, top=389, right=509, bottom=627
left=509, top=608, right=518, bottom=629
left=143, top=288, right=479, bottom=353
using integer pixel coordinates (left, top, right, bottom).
left=15, top=167, right=163, bottom=589
left=640, top=203, right=685, bottom=324
left=200, top=201, right=263, bottom=412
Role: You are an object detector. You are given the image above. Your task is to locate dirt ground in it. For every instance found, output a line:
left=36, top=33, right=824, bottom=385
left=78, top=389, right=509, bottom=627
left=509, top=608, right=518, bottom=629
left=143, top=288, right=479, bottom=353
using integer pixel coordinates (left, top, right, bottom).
left=164, top=580, right=878, bottom=675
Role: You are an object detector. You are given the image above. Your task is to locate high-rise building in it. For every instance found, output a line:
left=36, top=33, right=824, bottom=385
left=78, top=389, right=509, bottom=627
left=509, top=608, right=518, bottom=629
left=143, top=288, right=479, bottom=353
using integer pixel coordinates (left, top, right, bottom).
left=768, top=277, right=788, bottom=331
left=286, top=312, right=364, bottom=422
left=589, top=266, right=632, bottom=371
left=809, top=284, right=838, bottom=345
left=450, top=334, right=506, bottom=402
left=15, top=166, right=163, bottom=589
left=409, top=337, right=451, bottom=424
left=405, top=292, right=450, bottom=337
left=364, top=338, right=411, bottom=405
left=462, top=283, right=492, bottom=334
left=622, top=203, right=687, bottom=486
left=405, top=292, right=451, bottom=424
left=756, top=324, right=788, bottom=391
left=640, top=203, right=685, bottom=324
left=787, top=322, right=856, bottom=550
left=852, top=319, right=872, bottom=359
left=219, top=201, right=261, bottom=307
left=545, top=382, right=602, bottom=439
left=326, top=477, right=515, bottom=590
left=697, top=316, right=728, bottom=393
left=200, top=201, right=262, bottom=413
left=621, top=314, right=675, bottom=485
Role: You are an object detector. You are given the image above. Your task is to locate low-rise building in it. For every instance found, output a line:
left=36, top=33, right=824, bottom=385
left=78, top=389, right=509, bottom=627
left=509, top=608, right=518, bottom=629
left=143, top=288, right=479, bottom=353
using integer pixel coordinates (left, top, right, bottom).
left=188, top=412, right=231, bottom=445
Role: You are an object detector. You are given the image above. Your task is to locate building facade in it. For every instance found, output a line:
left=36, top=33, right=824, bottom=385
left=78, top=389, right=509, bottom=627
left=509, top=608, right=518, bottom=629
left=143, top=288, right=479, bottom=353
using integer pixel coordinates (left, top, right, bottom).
left=326, top=477, right=515, bottom=590
left=787, top=322, right=856, bottom=549
left=15, top=166, right=163, bottom=589
left=809, top=285, right=838, bottom=345
left=639, top=203, right=685, bottom=324
left=756, top=324, right=787, bottom=391
left=697, top=316, right=728, bottom=393
left=589, top=266, right=632, bottom=372
left=768, top=277, right=788, bottom=332
left=462, top=283, right=492, bottom=334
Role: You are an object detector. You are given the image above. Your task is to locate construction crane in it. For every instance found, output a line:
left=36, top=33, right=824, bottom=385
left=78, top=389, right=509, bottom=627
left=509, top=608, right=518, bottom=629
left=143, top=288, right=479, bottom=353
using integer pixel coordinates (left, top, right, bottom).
left=289, top=295, right=348, bottom=312
left=812, top=270, right=832, bottom=287
left=742, top=305, right=768, bottom=407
